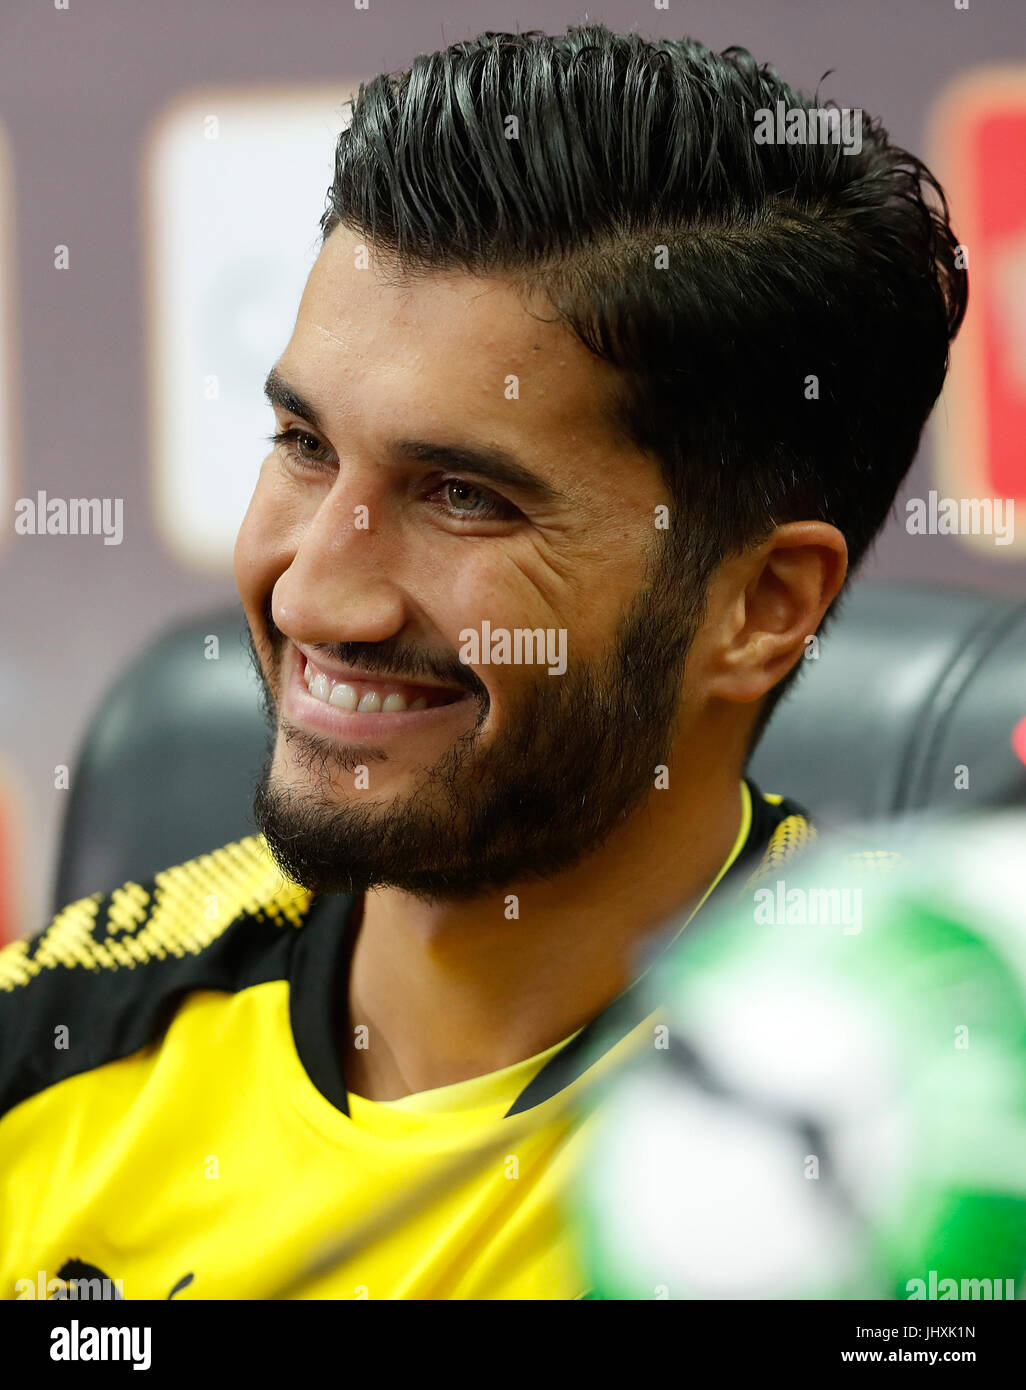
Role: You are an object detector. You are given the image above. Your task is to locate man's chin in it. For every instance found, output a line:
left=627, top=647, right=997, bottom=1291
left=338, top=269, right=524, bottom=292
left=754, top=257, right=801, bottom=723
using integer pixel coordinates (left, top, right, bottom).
left=252, top=755, right=464, bottom=898
left=269, top=755, right=410, bottom=804
left=253, top=770, right=540, bottom=903
left=254, top=788, right=392, bottom=897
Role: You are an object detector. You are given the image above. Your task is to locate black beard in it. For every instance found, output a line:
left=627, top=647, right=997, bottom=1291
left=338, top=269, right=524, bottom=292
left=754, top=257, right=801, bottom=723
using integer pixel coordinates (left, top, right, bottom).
left=247, top=577, right=698, bottom=904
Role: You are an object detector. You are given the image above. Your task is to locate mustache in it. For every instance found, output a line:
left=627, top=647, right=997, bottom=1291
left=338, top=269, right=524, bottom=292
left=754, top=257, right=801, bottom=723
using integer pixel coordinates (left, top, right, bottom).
left=248, top=599, right=490, bottom=707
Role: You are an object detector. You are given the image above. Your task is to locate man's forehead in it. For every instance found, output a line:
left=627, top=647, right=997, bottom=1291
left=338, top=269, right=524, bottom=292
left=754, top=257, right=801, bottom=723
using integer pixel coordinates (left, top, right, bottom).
left=287, top=239, right=632, bottom=457
left=300, top=235, right=570, bottom=367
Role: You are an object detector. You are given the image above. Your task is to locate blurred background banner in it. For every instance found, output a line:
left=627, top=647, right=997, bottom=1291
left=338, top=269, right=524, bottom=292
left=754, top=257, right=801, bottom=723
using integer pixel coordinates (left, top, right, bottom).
left=930, top=68, right=1026, bottom=548
left=0, top=121, right=13, bottom=553
left=0, top=0, right=1024, bottom=939
left=145, top=86, right=355, bottom=570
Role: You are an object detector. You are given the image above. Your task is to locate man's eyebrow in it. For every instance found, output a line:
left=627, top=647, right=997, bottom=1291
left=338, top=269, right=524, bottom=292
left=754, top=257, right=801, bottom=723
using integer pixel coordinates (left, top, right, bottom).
left=390, top=439, right=564, bottom=503
left=263, top=365, right=565, bottom=504
left=263, top=366, right=329, bottom=435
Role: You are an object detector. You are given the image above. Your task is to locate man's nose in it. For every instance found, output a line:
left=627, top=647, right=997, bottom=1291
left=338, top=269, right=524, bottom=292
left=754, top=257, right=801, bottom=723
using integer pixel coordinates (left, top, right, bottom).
left=272, top=476, right=409, bottom=647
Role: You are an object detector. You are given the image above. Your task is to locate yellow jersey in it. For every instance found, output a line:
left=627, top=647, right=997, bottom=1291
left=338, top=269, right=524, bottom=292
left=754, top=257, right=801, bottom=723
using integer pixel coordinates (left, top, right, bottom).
left=0, top=779, right=815, bottom=1300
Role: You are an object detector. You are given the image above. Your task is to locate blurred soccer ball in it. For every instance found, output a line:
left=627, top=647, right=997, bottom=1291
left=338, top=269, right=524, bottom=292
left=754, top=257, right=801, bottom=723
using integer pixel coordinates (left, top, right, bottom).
left=575, top=815, right=1026, bottom=1300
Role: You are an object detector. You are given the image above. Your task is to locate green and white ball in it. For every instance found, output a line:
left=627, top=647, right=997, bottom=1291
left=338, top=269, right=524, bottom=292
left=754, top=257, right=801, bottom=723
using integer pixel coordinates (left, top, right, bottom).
left=575, top=815, right=1026, bottom=1300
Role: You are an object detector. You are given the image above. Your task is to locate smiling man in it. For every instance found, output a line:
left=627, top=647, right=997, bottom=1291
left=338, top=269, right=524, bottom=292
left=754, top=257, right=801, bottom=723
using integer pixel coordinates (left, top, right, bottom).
left=0, top=24, right=964, bottom=1300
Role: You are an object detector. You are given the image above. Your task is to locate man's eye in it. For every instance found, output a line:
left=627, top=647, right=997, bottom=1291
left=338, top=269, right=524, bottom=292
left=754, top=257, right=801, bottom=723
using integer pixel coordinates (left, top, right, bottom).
left=266, top=427, right=334, bottom=468
left=435, top=479, right=520, bottom=522
left=265, top=433, right=520, bottom=523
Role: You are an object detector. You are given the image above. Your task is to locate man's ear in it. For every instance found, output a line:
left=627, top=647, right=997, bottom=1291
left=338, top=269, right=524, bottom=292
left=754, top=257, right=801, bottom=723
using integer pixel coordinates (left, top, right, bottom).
left=699, top=521, right=848, bottom=705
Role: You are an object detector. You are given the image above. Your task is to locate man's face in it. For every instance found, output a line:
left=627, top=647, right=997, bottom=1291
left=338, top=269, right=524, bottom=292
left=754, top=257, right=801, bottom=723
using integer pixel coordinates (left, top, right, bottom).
left=234, top=229, right=700, bottom=900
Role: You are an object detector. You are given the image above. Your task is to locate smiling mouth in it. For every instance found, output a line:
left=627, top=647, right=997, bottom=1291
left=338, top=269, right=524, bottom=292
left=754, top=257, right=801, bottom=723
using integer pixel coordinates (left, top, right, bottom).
left=299, top=653, right=469, bottom=714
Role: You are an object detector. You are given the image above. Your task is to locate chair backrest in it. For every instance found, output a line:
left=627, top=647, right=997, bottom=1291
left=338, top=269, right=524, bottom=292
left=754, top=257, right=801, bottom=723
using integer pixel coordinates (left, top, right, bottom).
left=53, top=610, right=270, bottom=913
left=52, top=581, right=1026, bottom=912
left=747, top=581, right=1026, bottom=827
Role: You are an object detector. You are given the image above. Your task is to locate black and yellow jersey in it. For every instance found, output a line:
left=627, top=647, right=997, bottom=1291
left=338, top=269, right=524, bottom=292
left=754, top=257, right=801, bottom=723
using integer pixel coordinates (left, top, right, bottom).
left=0, top=779, right=815, bottom=1301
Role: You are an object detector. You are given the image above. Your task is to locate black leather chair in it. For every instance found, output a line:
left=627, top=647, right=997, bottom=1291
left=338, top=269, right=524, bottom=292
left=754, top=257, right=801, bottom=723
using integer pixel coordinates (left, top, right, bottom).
left=52, top=582, right=1026, bottom=911
left=53, top=611, right=271, bottom=912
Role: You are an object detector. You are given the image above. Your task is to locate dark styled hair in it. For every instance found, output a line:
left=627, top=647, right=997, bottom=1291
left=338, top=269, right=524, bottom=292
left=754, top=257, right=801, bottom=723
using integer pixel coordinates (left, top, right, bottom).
left=319, top=24, right=967, bottom=755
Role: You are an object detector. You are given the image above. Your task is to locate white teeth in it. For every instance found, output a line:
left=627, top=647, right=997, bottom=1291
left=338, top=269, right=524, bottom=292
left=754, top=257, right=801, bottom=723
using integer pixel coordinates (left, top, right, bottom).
left=328, top=682, right=358, bottom=710
left=303, top=659, right=442, bottom=712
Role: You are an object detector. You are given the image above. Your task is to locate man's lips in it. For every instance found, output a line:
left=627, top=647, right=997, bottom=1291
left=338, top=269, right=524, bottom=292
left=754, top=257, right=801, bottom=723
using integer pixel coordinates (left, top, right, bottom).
left=296, top=644, right=467, bottom=710
left=282, top=641, right=479, bottom=741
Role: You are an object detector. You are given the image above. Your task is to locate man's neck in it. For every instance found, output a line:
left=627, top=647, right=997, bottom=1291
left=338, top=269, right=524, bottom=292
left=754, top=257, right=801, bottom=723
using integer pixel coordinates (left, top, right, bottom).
left=342, top=764, right=745, bottom=1103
